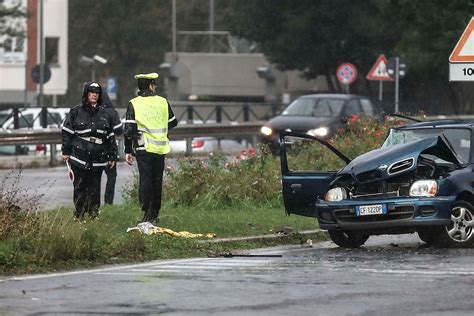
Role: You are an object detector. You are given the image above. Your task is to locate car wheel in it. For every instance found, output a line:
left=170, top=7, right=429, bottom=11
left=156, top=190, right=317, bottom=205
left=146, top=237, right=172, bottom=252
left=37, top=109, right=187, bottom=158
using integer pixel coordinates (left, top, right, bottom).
left=417, top=228, right=437, bottom=245
left=328, top=230, right=369, bottom=248
left=435, top=201, right=474, bottom=248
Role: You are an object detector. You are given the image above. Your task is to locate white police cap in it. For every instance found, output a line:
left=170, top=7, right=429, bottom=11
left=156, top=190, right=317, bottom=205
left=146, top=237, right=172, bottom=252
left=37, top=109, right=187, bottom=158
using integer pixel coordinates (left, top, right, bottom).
left=134, top=72, right=159, bottom=80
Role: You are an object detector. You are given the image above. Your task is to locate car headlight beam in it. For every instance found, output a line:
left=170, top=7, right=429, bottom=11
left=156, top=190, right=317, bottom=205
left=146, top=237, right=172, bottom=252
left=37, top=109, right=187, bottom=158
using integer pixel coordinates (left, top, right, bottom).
left=325, top=187, right=347, bottom=202
left=307, top=127, right=329, bottom=137
left=409, top=180, right=438, bottom=197
left=260, top=126, right=272, bottom=136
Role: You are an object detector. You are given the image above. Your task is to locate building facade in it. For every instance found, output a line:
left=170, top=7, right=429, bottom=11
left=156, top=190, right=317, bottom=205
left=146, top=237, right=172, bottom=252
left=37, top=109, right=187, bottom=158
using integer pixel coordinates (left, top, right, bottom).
left=0, top=0, right=68, bottom=107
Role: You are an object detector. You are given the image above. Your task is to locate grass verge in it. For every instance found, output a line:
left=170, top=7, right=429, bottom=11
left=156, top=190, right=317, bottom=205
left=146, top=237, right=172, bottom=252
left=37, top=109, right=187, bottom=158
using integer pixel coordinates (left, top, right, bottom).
left=0, top=202, right=320, bottom=275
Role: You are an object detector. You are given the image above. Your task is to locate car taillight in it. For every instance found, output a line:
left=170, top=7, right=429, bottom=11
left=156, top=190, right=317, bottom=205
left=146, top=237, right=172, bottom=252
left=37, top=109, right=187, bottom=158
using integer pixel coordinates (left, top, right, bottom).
left=192, top=140, right=205, bottom=148
left=36, top=144, right=46, bottom=151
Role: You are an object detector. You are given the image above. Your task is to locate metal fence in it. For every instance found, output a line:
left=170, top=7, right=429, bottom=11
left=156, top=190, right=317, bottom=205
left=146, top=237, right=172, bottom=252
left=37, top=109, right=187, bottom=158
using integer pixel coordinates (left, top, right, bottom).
left=0, top=122, right=264, bottom=146
left=0, top=122, right=264, bottom=165
left=169, top=101, right=283, bottom=123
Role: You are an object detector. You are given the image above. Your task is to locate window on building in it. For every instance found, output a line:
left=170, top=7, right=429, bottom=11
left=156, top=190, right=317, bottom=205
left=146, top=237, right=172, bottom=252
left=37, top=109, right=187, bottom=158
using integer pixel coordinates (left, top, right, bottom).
left=3, top=36, right=24, bottom=52
left=45, top=37, right=59, bottom=65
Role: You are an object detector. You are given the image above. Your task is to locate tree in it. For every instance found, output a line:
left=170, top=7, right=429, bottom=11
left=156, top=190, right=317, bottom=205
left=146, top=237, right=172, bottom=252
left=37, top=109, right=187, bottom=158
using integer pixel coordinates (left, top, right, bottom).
left=63, top=0, right=235, bottom=107
left=0, top=1, right=26, bottom=53
left=228, top=1, right=395, bottom=92
left=63, top=0, right=172, bottom=106
left=227, top=0, right=474, bottom=114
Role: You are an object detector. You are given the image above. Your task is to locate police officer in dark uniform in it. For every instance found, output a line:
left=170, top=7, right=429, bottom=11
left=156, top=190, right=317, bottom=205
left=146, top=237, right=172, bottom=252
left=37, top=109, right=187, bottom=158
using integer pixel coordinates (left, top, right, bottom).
left=102, top=91, right=123, bottom=205
left=62, top=82, right=118, bottom=219
left=124, top=72, right=177, bottom=223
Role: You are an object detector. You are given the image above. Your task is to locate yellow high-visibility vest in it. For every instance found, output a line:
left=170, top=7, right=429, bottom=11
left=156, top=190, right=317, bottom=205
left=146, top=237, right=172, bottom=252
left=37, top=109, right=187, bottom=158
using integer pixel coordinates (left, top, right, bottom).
left=131, top=95, right=170, bottom=154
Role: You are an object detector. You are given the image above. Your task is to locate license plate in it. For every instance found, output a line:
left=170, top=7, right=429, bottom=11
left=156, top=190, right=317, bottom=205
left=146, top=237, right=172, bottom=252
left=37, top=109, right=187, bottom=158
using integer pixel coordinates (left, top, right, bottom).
left=356, top=204, right=387, bottom=216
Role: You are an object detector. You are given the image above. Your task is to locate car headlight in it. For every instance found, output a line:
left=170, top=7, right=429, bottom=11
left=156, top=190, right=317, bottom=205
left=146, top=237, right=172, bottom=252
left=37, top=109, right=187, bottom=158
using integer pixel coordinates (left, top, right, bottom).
left=260, top=126, right=272, bottom=136
left=325, top=187, right=347, bottom=201
left=307, top=127, right=329, bottom=137
left=409, top=180, right=438, bottom=197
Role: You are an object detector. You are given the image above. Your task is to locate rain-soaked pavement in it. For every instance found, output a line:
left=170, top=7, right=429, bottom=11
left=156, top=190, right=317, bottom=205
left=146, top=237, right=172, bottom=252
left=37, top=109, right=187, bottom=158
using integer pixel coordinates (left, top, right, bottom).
left=1, top=234, right=474, bottom=315
left=0, top=161, right=136, bottom=211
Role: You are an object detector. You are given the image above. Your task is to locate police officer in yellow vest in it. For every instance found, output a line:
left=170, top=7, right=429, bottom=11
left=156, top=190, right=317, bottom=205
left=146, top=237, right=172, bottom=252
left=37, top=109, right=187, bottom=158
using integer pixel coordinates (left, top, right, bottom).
left=124, top=72, right=177, bottom=223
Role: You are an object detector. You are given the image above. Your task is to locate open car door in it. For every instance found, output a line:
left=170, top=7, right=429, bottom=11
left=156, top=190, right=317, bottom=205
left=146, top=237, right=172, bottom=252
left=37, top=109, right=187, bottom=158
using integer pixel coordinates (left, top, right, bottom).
left=279, top=131, right=350, bottom=218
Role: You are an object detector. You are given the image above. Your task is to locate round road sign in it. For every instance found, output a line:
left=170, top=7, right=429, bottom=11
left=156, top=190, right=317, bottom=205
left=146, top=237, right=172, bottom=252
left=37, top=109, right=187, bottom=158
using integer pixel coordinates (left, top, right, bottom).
left=336, top=63, right=358, bottom=85
left=31, top=63, right=52, bottom=84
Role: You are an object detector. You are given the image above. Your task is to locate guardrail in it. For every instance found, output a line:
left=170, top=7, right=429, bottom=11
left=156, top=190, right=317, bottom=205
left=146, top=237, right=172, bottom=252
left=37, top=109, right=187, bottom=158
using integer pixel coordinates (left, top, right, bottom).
left=0, top=122, right=265, bottom=146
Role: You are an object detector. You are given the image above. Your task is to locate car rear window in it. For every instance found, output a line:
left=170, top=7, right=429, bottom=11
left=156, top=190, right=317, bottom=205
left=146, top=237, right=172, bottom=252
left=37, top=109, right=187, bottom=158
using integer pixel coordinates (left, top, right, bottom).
left=282, top=98, right=345, bottom=117
left=360, top=99, right=375, bottom=116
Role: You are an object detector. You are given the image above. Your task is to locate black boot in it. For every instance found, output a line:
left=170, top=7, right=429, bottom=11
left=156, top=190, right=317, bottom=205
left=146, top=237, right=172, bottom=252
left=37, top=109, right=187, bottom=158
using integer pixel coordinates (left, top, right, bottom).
left=139, top=212, right=150, bottom=223
left=74, top=210, right=85, bottom=221
left=148, top=212, right=159, bottom=225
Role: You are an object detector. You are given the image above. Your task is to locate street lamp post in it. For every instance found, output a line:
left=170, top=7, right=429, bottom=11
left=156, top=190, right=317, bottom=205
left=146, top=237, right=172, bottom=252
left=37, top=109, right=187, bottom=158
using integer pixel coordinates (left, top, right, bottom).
left=79, top=55, right=108, bottom=81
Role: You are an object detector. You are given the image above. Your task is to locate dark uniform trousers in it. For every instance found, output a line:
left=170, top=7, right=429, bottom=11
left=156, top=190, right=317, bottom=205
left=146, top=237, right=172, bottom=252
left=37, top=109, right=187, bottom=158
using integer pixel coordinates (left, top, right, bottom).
left=104, top=163, right=117, bottom=204
left=136, top=150, right=165, bottom=221
left=72, top=164, right=103, bottom=218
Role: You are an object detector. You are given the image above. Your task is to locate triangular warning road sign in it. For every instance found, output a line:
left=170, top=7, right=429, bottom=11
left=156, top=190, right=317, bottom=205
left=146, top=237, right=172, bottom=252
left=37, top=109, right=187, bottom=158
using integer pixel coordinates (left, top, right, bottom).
left=366, top=54, right=393, bottom=81
left=450, top=17, right=474, bottom=63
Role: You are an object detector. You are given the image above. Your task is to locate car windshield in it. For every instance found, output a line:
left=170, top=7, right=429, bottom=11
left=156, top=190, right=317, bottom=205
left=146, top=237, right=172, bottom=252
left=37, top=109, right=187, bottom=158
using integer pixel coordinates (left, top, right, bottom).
left=281, top=97, right=345, bottom=117
left=382, top=127, right=471, bottom=164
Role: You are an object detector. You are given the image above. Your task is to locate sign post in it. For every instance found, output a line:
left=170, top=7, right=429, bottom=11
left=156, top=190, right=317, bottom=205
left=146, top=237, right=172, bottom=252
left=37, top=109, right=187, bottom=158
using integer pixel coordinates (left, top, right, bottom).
left=336, top=63, right=358, bottom=93
left=387, top=57, right=407, bottom=113
left=449, top=17, right=474, bottom=81
left=366, top=54, right=393, bottom=102
left=106, top=77, right=117, bottom=100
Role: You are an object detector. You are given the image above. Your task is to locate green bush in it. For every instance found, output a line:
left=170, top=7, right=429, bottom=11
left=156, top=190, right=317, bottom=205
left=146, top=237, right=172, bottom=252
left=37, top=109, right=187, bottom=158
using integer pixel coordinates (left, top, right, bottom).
left=164, top=149, right=282, bottom=209
left=159, top=115, right=391, bottom=209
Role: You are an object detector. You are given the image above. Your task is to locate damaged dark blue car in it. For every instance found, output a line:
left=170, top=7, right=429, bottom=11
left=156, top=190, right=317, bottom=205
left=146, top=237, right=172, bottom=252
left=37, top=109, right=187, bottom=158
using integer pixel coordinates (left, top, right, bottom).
left=280, top=119, right=474, bottom=248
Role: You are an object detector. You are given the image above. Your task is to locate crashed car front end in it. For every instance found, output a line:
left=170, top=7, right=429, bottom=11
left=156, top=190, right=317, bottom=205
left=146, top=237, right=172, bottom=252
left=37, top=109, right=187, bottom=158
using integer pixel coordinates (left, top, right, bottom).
left=317, top=134, right=468, bottom=233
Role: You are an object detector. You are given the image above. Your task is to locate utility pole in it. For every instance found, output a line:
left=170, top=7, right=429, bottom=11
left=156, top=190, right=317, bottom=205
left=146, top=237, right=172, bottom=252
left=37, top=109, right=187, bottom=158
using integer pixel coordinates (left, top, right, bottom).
left=172, top=0, right=177, bottom=62
left=39, top=0, right=47, bottom=128
left=394, top=57, right=399, bottom=113
left=209, top=0, right=214, bottom=53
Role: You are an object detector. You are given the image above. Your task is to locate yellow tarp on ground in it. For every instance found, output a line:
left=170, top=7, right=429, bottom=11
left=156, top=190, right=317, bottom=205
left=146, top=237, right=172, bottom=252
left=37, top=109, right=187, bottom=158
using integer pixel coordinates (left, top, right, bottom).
left=127, top=222, right=215, bottom=238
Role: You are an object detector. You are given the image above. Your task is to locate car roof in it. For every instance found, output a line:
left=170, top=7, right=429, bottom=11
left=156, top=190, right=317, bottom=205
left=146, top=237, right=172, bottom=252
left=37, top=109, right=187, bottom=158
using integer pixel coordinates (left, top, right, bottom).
left=396, top=119, right=474, bottom=129
left=298, top=93, right=367, bottom=100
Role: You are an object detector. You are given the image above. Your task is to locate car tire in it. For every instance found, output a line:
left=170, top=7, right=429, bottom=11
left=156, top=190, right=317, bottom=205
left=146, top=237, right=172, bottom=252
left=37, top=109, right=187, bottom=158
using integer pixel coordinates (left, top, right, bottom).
left=435, top=201, right=474, bottom=248
left=417, top=228, right=438, bottom=245
left=328, top=230, right=369, bottom=248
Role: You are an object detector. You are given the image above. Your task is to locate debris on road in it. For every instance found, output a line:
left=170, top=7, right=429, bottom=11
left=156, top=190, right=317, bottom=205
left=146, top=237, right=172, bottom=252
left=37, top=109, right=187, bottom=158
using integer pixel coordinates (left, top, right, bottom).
left=127, top=222, right=216, bottom=238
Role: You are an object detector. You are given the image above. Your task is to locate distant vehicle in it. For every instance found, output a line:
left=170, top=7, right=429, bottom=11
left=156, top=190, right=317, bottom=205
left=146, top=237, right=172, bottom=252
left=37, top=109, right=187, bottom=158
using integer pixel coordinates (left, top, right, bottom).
left=0, top=108, right=70, bottom=155
left=0, top=108, right=69, bottom=130
left=169, top=119, right=253, bottom=155
left=170, top=137, right=251, bottom=155
left=280, top=119, right=474, bottom=248
left=259, top=94, right=381, bottom=153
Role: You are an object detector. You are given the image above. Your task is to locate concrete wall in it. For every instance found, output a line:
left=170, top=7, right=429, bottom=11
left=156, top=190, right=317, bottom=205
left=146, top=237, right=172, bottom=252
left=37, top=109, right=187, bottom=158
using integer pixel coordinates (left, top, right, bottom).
left=0, top=0, right=68, bottom=105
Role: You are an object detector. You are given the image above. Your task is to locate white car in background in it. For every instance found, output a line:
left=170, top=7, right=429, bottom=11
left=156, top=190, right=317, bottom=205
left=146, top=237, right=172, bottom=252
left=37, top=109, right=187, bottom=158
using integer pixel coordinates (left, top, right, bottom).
left=169, top=119, right=254, bottom=155
left=0, top=108, right=70, bottom=155
left=0, top=108, right=69, bottom=130
left=170, top=137, right=252, bottom=155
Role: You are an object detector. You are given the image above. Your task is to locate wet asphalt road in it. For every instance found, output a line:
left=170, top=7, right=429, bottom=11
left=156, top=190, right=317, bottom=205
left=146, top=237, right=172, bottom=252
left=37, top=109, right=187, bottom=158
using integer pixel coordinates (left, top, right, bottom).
left=0, top=161, right=136, bottom=211
left=1, top=234, right=474, bottom=315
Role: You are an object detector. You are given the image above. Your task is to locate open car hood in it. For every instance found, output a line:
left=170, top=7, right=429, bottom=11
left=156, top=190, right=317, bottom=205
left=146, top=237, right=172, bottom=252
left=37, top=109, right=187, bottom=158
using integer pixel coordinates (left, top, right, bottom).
left=340, top=136, right=462, bottom=179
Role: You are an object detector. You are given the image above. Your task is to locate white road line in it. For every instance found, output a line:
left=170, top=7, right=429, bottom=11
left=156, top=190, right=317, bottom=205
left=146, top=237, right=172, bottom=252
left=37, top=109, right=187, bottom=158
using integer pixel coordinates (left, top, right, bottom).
left=0, top=257, right=277, bottom=282
left=96, top=271, right=187, bottom=275
left=357, top=268, right=474, bottom=276
left=94, top=258, right=277, bottom=275
left=0, top=258, right=206, bottom=282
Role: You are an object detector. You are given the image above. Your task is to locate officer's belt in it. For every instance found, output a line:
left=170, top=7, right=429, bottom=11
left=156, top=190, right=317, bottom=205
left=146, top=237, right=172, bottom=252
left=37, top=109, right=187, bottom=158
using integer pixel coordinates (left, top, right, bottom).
left=79, top=136, right=104, bottom=144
